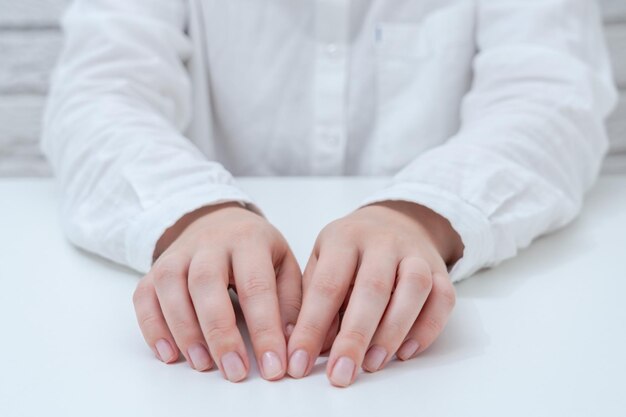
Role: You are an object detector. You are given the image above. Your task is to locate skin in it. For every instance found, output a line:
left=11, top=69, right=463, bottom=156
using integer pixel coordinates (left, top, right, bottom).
left=133, top=202, right=303, bottom=382
left=133, top=199, right=463, bottom=387
left=288, top=201, right=463, bottom=387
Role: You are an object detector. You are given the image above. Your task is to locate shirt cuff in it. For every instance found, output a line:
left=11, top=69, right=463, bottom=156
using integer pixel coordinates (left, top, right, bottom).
left=125, top=184, right=263, bottom=274
left=357, top=181, right=494, bottom=282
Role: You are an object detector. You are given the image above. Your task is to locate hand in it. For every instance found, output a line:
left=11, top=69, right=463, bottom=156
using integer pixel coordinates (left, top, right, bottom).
left=286, top=201, right=463, bottom=387
left=132, top=202, right=302, bottom=382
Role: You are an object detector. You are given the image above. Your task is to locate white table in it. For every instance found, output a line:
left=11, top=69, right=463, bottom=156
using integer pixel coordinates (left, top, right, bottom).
left=1, top=177, right=625, bottom=417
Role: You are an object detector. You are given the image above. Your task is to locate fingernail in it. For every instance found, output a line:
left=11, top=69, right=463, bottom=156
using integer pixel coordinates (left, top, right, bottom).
left=261, top=351, right=283, bottom=379
left=288, top=349, right=309, bottom=378
left=330, top=356, right=355, bottom=387
left=285, top=323, right=295, bottom=337
left=155, top=339, right=175, bottom=363
left=221, top=351, right=246, bottom=382
left=363, top=345, right=387, bottom=372
left=397, top=339, right=420, bottom=360
left=188, top=343, right=212, bottom=371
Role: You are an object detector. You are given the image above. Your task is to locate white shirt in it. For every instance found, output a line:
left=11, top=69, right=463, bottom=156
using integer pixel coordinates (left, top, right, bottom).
left=41, top=0, right=618, bottom=282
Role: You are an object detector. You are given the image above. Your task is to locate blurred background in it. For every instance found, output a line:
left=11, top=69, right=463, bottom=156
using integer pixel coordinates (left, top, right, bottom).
left=0, top=0, right=624, bottom=177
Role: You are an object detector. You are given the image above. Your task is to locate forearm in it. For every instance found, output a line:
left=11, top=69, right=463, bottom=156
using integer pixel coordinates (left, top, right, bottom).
left=42, top=0, right=258, bottom=272
left=359, top=0, right=617, bottom=282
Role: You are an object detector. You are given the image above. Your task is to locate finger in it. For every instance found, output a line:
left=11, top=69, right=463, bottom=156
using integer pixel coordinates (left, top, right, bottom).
left=303, top=254, right=353, bottom=313
left=340, top=285, right=353, bottom=313
left=302, top=252, right=338, bottom=353
left=232, top=242, right=286, bottom=381
left=188, top=250, right=249, bottom=382
left=363, top=257, right=432, bottom=372
left=151, top=255, right=214, bottom=372
left=321, top=313, right=340, bottom=354
left=287, top=245, right=358, bottom=379
left=302, top=253, right=338, bottom=354
left=397, top=270, right=456, bottom=360
left=276, top=249, right=302, bottom=340
left=325, top=250, right=398, bottom=387
left=301, top=251, right=317, bottom=293
left=133, top=276, right=179, bottom=364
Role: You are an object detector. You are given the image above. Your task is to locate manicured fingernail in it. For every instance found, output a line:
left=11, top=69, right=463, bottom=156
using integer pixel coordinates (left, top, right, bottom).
left=330, top=356, right=355, bottom=387
left=155, top=339, right=175, bottom=363
left=188, top=343, right=212, bottom=371
left=285, top=323, right=295, bottom=337
left=363, top=345, right=387, bottom=372
left=261, top=351, right=283, bottom=379
left=288, top=349, right=309, bottom=378
left=221, top=351, right=246, bottom=382
left=397, top=339, right=420, bottom=360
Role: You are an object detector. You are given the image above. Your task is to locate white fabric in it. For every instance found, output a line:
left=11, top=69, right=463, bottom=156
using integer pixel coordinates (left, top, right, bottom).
left=41, top=0, right=618, bottom=282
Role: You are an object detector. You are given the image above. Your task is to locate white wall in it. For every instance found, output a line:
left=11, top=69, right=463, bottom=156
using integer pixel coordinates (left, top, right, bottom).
left=604, top=2, right=626, bottom=173
left=0, top=0, right=68, bottom=176
left=0, top=0, right=625, bottom=176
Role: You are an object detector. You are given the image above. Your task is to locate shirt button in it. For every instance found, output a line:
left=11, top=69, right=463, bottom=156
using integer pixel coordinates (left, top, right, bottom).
left=325, top=43, right=339, bottom=58
left=324, top=133, right=340, bottom=146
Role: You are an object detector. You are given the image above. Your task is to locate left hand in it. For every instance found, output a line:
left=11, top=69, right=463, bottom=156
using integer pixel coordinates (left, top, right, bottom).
left=286, top=200, right=463, bottom=387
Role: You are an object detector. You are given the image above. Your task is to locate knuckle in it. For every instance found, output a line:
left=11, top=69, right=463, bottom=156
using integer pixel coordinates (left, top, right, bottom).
left=360, top=276, right=391, bottom=295
left=238, top=276, right=273, bottom=302
left=187, top=274, right=209, bottom=294
left=204, top=317, right=237, bottom=342
left=280, top=295, right=302, bottom=316
left=188, top=270, right=220, bottom=294
left=402, top=258, right=433, bottom=292
left=409, top=271, right=433, bottom=293
left=138, top=313, right=162, bottom=332
left=189, top=257, right=214, bottom=275
left=169, top=318, right=196, bottom=335
left=310, top=274, right=343, bottom=300
left=249, top=321, right=277, bottom=341
left=403, top=256, right=430, bottom=273
left=318, top=221, right=338, bottom=239
left=335, top=220, right=360, bottom=238
left=298, top=321, right=326, bottom=340
left=321, top=219, right=357, bottom=240
left=423, top=315, right=444, bottom=334
left=382, top=319, right=406, bottom=336
left=439, top=284, right=457, bottom=310
left=152, top=257, right=186, bottom=285
left=132, top=280, right=152, bottom=305
left=340, top=328, right=369, bottom=347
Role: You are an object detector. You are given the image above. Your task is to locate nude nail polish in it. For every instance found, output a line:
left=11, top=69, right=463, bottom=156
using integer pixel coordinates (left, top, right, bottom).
left=221, top=351, right=246, bottom=382
left=155, top=339, right=174, bottom=363
left=261, top=351, right=283, bottom=379
left=363, top=345, right=387, bottom=372
left=330, top=356, right=355, bottom=387
left=288, top=349, right=309, bottom=378
left=397, top=339, right=420, bottom=360
left=188, top=343, right=212, bottom=371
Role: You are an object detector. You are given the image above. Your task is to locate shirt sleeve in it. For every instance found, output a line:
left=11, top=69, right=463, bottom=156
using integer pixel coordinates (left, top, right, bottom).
left=41, top=0, right=261, bottom=274
left=358, top=0, right=619, bottom=282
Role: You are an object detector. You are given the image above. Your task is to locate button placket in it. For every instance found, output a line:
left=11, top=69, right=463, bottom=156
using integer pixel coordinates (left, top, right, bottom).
left=325, top=43, right=339, bottom=57
left=311, top=0, right=350, bottom=175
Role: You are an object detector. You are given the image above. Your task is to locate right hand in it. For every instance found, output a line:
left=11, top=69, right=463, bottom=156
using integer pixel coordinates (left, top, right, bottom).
left=132, top=202, right=303, bottom=382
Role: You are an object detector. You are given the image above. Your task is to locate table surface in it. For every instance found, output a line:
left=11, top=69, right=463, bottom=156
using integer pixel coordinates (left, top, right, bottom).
left=1, top=176, right=625, bottom=417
